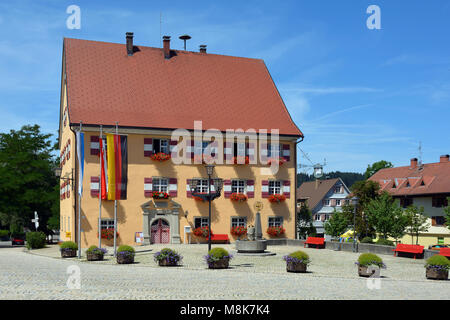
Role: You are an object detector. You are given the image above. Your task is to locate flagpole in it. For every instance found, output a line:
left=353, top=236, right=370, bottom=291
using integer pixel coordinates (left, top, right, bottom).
left=98, top=125, right=102, bottom=248
left=114, top=122, right=118, bottom=257
left=78, top=121, right=82, bottom=259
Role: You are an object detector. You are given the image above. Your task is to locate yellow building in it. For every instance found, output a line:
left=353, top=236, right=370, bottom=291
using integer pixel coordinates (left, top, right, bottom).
left=58, top=34, right=304, bottom=248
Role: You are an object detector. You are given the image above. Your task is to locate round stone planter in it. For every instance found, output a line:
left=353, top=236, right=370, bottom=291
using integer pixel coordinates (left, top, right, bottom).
left=286, top=261, right=307, bottom=273
left=158, top=259, right=178, bottom=267
left=116, top=254, right=134, bottom=264
left=61, top=249, right=77, bottom=258
left=426, top=267, right=448, bottom=280
left=86, top=252, right=104, bottom=261
left=236, top=240, right=267, bottom=253
left=358, top=266, right=379, bottom=277
left=208, top=258, right=230, bottom=269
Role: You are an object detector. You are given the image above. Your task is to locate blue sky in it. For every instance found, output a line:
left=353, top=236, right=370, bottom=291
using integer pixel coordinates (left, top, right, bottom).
left=0, top=0, right=449, bottom=173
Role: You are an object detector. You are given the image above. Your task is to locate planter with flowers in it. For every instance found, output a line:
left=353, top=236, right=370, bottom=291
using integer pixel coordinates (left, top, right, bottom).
left=267, top=158, right=286, bottom=166
left=150, top=152, right=171, bottom=162
left=193, top=196, right=206, bottom=202
left=204, top=247, right=233, bottom=269
left=60, top=241, right=78, bottom=258
left=86, top=245, right=107, bottom=261
left=116, top=245, right=135, bottom=264
left=232, top=156, right=249, bottom=165
left=267, top=226, right=285, bottom=237
left=425, top=255, right=449, bottom=280
left=152, top=191, right=169, bottom=200
left=193, top=226, right=211, bottom=239
left=268, top=194, right=286, bottom=203
left=355, top=253, right=386, bottom=277
left=98, top=228, right=119, bottom=240
left=284, top=250, right=310, bottom=273
left=230, top=193, right=247, bottom=202
left=231, top=226, right=247, bottom=239
left=154, top=248, right=183, bottom=266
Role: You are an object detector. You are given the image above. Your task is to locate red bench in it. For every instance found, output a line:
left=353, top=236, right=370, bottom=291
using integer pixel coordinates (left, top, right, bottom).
left=439, top=248, right=450, bottom=258
left=304, top=237, right=325, bottom=249
left=393, top=244, right=424, bottom=259
left=210, top=234, right=230, bottom=244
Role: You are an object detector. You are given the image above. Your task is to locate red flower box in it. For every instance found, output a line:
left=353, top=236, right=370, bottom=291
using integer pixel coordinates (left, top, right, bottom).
left=232, top=156, right=249, bottom=165
left=193, top=226, right=212, bottom=238
left=150, top=152, right=171, bottom=162
left=267, top=158, right=286, bottom=165
left=267, top=226, right=285, bottom=237
left=152, top=191, right=169, bottom=199
left=268, top=194, right=286, bottom=203
left=98, top=228, right=119, bottom=240
left=230, top=193, right=248, bottom=202
left=231, top=226, right=247, bottom=236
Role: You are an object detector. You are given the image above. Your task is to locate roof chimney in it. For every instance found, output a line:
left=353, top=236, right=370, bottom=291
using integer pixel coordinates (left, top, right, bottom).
left=440, top=154, right=449, bottom=163
left=410, top=158, right=418, bottom=168
left=126, top=32, right=134, bottom=56
left=199, top=45, right=207, bottom=53
left=163, top=36, right=171, bottom=59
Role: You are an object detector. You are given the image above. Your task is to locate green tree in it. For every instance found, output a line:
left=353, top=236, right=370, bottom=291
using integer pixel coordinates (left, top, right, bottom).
left=365, top=192, right=407, bottom=241
left=324, top=209, right=350, bottom=239
left=364, top=160, right=394, bottom=179
left=0, top=125, right=59, bottom=235
left=404, top=205, right=430, bottom=245
left=296, top=202, right=316, bottom=239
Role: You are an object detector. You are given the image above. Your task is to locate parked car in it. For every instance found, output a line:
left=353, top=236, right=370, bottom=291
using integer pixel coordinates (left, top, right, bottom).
left=11, top=234, right=25, bottom=246
left=428, top=244, right=449, bottom=250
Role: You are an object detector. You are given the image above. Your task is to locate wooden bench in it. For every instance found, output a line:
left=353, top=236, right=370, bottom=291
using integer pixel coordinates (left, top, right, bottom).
left=439, top=247, right=450, bottom=258
left=210, top=234, right=230, bottom=244
left=393, top=244, right=424, bottom=259
left=304, top=237, right=325, bottom=249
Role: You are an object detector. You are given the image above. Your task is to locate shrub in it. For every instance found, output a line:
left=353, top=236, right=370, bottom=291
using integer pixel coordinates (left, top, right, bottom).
left=425, top=255, right=450, bottom=271
left=60, top=241, right=78, bottom=251
left=26, top=232, right=46, bottom=249
left=361, top=237, right=374, bottom=244
left=376, top=238, right=394, bottom=246
left=204, top=247, right=233, bottom=264
left=117, top=245, right=135, bottom=258
left=86, top=245, right=107, bottom=256
left=153, top=248, right=183, bottom=265
left=0, top=230, right=9, bottom=238
left=283, top=250, right=310, bottom=265
left=356, top=253, right=386, bottom=269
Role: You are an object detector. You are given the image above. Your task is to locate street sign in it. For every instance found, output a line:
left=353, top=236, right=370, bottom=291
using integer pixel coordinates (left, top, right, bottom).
left=31, top=211, right=39, bottom=230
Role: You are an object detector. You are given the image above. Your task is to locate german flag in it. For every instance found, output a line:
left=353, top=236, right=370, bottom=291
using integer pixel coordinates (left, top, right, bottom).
left=106, top=133, right=128, bottom=200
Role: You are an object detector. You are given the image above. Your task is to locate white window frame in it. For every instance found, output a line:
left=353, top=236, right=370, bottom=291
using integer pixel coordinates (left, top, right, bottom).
left=267, top=143, right=281, bottom=158
left=335, top=199, right=341, bottom=206
left=268, top=216, right=283, bottom=227
left=323, top=199, right=330, bottom=206
left=160, top=139, right=169, bottom=154
left=100, top=219, right=115, bottom=230
left=231, top=217, right=247, bottom=228
left=231, top=179, right=246, bottom=194
left=152, top=177, right=169, bottom=192
left=315, top=214, right=321, bottom=222
left=193, top=178, right=209, bottom=193
left=194, top=217, right=209, bottom=228
left=268, top=180, right=282, bottom=195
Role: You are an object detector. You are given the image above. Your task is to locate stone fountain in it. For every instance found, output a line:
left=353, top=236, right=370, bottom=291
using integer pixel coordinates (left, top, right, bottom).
left=235, top=212, right=275, bottom=256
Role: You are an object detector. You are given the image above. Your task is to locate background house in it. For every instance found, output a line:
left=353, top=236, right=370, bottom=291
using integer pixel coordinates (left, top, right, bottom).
left=369, top=155, right=450, bottom=246
left=297, top=178, right=350, bottom=239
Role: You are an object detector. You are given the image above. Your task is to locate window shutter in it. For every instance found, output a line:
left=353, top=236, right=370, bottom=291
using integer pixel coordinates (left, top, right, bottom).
left=261, top=180, right=269, bottom=198
left=283, top=180, right=290, bottom=198
left=186, top=179, right=192, bottom=198
left=224, top=141, right=233, bottom=163
left=90, top=176, right=100, bottom=197
left=169, top=178, right=178, bottom=197
left=247, top=142, right=256, bottom=163
left=224, top=180, right=232, bottom=198
left=211, top=140, right=219, bottom=161
left=170, top=139, right=178, bottom=159
left=282, top=144, right=290, bottom=162
left=144, top=138, right=153, bottom=157
left=246, top=180, right=254, bottom=198
left=144, top=178, right=153, bottom=197
left=90, top=136, right=100, bottom=156
left=260, top=142, right=268, bottom=163
left=185, top=140, right=193, bottom=161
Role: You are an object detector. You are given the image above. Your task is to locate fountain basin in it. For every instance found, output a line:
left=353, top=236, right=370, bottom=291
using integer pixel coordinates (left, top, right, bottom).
left=236, top=240, right=268, bottom=253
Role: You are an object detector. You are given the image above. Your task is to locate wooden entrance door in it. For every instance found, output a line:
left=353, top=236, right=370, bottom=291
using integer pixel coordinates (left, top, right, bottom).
left=151, top=219, right=170, bottom=244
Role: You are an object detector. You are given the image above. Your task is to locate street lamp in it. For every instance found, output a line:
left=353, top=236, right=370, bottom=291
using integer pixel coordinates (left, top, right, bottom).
left=54, top=167, right=74, bottom=190
left=189, top=164, right=223, bottom=252
left=351, top=196, right=359, bottom=252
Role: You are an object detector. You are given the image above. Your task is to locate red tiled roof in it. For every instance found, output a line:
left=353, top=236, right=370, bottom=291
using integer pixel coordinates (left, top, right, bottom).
left=296, top=178, right=341, bottom=209
left=368, top=159, right=450, bottom=196
left=63, top=38, right=303, bottom=137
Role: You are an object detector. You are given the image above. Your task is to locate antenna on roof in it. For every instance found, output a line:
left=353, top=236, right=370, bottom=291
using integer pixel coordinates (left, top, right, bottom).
left=298, top=148, right=327, bottom=179
left=160, top=12, right=162, bottom=47
left=418, top=141, right=424, bottom=170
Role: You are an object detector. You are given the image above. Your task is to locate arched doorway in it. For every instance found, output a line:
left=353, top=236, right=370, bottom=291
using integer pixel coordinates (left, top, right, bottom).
left=151, top=219, right=170, bottom=244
